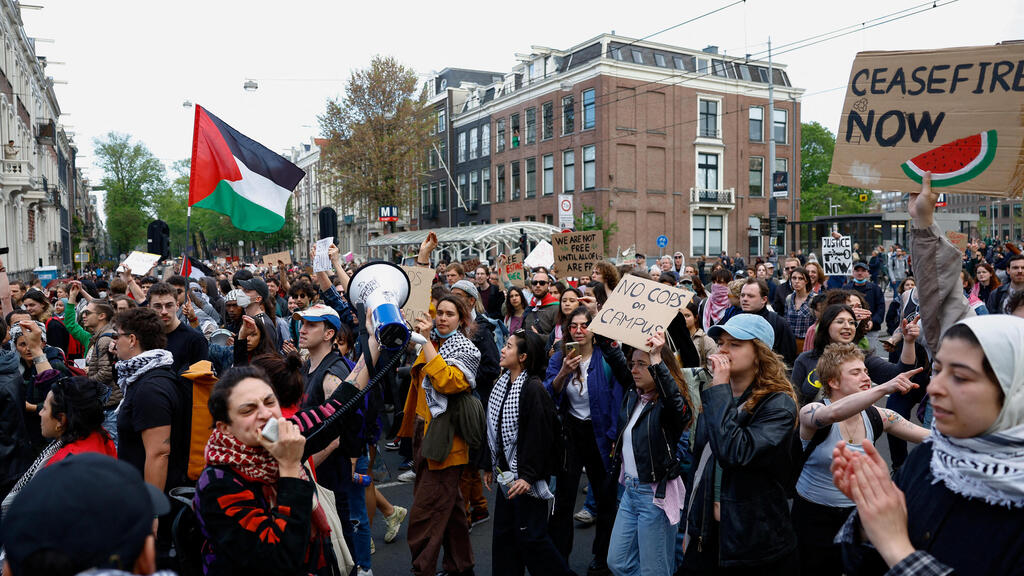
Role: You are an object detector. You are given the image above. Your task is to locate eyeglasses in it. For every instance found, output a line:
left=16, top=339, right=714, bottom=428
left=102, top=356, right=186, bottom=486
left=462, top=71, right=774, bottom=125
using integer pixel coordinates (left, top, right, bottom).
left=79, top=310, right=92, bottom=317
left=532, top=280, right=549, bottom=286
left=784, top=266, right=796, bottom=271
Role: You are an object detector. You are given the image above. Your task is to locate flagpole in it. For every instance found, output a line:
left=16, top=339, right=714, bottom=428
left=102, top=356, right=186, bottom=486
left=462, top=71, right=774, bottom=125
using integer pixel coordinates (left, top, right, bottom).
left=186, top=104, right=200, bottom=263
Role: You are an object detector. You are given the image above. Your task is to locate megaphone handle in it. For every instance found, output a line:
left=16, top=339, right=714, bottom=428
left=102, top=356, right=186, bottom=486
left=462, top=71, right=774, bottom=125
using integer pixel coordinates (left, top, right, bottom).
left=355, top=303, right=377, bottom=381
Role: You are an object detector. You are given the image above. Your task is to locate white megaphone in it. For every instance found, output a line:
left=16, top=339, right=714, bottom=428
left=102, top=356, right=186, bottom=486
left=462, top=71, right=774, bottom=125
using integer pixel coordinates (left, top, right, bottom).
left=346, top=261, right=411, bottom=350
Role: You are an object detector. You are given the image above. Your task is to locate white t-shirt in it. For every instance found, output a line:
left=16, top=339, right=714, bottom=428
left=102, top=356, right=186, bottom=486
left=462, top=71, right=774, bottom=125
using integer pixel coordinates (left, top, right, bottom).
left=622, top=398, right=647, bottom=478
left=566, top=356, right=592, bottom=420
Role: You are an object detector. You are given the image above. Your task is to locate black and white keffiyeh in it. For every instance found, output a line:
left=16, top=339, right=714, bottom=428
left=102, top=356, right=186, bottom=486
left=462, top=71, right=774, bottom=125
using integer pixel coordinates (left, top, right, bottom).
left=1, top=439, right=63, bottom=518
left=487, top=370, right=526, bottom=475
left=928, top=425, right=1024, bottom=508
left=422, top=330, right=480, bottom=418
left=115, top=349, right=174, bottom=393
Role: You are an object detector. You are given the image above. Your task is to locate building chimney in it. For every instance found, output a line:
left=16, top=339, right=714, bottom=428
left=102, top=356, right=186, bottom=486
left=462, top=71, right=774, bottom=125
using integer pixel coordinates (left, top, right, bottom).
left=703, top=45, right=719, bottom=54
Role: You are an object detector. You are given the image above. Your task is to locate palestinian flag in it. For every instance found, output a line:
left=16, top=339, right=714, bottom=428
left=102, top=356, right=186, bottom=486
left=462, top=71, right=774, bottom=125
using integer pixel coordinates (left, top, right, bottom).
left=188, top=105, right=305, bottom=232
left=181, top=255, right=214, bottom=279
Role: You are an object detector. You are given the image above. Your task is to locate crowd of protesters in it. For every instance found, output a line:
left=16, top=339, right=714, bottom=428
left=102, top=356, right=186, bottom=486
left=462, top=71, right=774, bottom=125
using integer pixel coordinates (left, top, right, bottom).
left=0, top=171, right=1023, bottom=576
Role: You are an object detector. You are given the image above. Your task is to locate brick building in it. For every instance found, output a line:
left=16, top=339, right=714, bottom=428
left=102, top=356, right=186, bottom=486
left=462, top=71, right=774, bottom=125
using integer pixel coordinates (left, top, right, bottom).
left=421, top=33, right=804, bottom=261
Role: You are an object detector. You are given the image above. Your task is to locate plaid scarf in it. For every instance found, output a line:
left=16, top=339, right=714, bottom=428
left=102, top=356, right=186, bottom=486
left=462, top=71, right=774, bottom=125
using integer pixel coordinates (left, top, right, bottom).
left=205, top=428, right=307, bottom=485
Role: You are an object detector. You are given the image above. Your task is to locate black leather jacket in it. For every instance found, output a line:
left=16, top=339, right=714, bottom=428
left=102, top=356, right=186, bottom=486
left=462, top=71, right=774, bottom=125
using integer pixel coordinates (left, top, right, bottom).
left=685, top=384, right=799, bottom=568
left=612, top=361, right=690, bottom=495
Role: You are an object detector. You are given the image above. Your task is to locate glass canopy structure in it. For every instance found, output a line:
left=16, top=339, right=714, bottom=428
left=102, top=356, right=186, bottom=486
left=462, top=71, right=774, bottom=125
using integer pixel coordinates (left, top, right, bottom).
left=365, top=222, right=562, bottom=263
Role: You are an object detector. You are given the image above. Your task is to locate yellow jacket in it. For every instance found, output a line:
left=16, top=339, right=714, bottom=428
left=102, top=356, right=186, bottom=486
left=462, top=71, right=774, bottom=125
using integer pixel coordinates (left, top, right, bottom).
left=398, top=349, right=472, bottom=470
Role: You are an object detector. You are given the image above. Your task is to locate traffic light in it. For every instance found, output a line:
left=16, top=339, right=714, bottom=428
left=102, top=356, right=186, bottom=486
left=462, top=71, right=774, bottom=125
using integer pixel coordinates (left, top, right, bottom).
left=147, top=220, right=170, bottom=260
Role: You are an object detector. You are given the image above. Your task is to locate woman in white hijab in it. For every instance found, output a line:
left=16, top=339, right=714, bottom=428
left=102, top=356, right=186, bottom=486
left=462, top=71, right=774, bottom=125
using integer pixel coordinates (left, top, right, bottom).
left=830, top=173, right=1024, bottom=575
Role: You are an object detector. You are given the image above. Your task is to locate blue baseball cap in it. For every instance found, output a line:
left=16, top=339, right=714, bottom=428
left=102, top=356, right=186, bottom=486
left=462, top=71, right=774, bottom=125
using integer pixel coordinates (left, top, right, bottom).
left=293, top=303, right=342, bottom=331
left=707, top=313, right=775, bottom=349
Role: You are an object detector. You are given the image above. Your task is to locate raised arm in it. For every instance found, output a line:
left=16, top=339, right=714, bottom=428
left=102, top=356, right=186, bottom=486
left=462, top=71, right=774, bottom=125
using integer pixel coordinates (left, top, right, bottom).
left=799, top=367, right=922, bottom=440
left=328, top=244, right=350, bottom=293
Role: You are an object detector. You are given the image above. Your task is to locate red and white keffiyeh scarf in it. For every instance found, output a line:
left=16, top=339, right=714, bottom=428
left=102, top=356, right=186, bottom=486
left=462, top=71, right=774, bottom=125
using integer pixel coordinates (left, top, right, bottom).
left=205, top=428, right=309, bottom=484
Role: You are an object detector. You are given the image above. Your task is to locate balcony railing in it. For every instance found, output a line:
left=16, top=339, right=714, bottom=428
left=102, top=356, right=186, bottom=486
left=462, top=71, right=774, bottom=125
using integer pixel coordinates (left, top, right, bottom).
left=698, top=126, right=720, bottom=139
left=690, top=187, right=735, bottom=205
left=3, top=159, right=30, bottom=175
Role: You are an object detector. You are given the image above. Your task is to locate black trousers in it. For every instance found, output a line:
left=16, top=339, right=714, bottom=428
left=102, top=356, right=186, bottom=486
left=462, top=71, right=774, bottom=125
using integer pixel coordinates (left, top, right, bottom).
left=678, top=519, right=799, bottom=576
left=493, top=489, right=575, bottom=576
left=792, top=495, right=852, bottom=576
left=548, top=415, right=615, bottom=565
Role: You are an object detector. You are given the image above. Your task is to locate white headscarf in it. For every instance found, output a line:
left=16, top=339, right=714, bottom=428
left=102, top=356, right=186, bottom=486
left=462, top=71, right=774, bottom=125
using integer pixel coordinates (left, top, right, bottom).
left=928, top=315, right=1024, bottom=508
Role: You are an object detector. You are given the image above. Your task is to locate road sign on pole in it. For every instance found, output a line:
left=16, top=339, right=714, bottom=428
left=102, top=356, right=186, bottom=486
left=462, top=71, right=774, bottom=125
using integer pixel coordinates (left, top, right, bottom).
left=656, top=235, right=668, bottom=249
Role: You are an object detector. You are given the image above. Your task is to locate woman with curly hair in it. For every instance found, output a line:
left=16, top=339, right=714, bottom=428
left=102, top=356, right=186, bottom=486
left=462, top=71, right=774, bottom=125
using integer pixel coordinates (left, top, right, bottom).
left=591, top=261, right=621, bottom=292
left=680, top=314, right=800, bottom=575
left=973, top=262, right=999, bottom=304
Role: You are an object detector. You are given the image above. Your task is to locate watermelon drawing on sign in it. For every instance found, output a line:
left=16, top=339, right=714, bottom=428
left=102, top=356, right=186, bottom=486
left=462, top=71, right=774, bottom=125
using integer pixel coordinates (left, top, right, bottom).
left=901, top=130, right=997, bottom=187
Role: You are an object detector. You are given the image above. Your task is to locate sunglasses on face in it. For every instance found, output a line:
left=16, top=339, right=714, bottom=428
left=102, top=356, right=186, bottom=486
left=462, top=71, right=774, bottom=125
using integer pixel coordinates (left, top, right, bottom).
left=532, top=280, right=549, bottom=286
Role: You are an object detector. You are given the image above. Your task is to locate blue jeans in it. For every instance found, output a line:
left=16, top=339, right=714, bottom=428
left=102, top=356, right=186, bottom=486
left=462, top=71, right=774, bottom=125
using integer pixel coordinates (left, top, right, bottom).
left=103, top=407, right=119, bottom=447
left=607, top=476, right=676, bottom=576
left=348, top=453, right=371, bottom=569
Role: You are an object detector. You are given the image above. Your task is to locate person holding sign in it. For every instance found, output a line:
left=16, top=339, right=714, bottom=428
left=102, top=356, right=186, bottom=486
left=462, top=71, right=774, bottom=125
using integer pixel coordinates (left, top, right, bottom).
left=679, top=314, right=799, bottom=574
left=544, top=306, right=627, bottom=574
left=606, top=330, right=692, bottom=576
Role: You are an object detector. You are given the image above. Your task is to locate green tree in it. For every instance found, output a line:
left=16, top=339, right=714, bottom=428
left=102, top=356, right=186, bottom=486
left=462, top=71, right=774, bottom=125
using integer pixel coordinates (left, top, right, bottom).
left=574, top=205, right=618, bottom=255
left=94, top=133, right=166, bottom=255
left=318, top=55, right=433, bottom=221
left=800, top=121, right=871, bottom=219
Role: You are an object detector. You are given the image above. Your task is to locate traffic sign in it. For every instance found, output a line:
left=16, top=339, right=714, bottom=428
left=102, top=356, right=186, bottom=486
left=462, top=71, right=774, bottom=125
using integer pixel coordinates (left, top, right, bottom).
left=935, top=194, right=947, bottom=208
left=558, top=194, right=574, bottom=229
left=656, top=235, right=668, bottom=248
left=74, top=252, right=89, bottom=263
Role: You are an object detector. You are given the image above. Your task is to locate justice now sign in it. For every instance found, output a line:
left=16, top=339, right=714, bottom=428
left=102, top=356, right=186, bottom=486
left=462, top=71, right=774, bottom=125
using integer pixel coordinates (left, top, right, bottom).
left=829, top=43, right=1024, bottom=198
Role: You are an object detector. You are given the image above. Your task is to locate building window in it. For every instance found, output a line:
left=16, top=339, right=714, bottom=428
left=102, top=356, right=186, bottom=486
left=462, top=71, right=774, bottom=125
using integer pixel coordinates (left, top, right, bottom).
left=612, top=48, right=624, bottom=61
left=437, top=109, right=446, bottom=133
left=544, top=214, right=553, bottom=225
left=1002, top=203, right=1011, bottom=218
left=525, top=108, right=536, bottom=144
left=511, top=114, right=521, bottom=148
left=979, top=205, right=987, bottom=218
left=697, top=58, right=709, bottom=74
left=583, top=89, right=595, bottom=130
left=458, top=174, right=467, bottom=207
left=458, top=132, right=466, bottom=162
left=697, top=152, right=719, bottom=189
left=712, top=60, right=729, bottom=77
left=421, top=184, right=429, bottom=213
left=482, top=167, right=491, bottom=204
left=428, top=147, right=438, bottom=170
left=469, top=127, right=478, bottom=160
left=563, top=150, right=575, bottom=192
left=773, top=108, right=788, bottom=144
left=699, top=99, right=719, bottom=138
left=749, top=106, right=763, bottom=142
left=542, top=101, right=553, bottom=140
left=511, top=161, right=521, bottom=200
left=497, top=164, right=506, bottom=202
left=526, top=157, right=537, bottom=198
left=439, top=139, right=447, bottom=163
left=654, top=53, right=666, bottom=67
left=631, top=49, right=644, bottom=64
left=543, top=154, right=554, bottom=196
left=692, top=214, right=723, bottom=257
left=496, top=118, right=506, bottom=153
left=439, top=181, right=447, bottom=211
left=775, top=158, right=788, bottom=175
left=749, top=156, right=763, bottom=197
left=430, top=182, right=439, bottom=209
left=562, top=95, right=575, bottom=134
left=470, top=171, right=479, bottom=205
left=748, top=230, right=762, bottom=259
left=583, top=145, right=596, bottom=190
left=481, top=124, right=490, bottom=157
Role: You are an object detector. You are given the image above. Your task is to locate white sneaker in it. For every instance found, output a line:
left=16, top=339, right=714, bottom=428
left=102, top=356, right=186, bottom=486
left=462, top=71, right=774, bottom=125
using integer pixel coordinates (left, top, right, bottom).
left=356, top=568, right=373, bottom=576
left=398, top=469, right=416, bottom=483
left=383, top=505, right=408, bottom=543
left=574, top=508, right=597, bottom=525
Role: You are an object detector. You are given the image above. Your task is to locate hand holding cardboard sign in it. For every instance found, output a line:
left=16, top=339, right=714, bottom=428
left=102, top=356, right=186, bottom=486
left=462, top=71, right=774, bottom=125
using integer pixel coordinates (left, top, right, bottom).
left=908, top=172, right=936, bottom=228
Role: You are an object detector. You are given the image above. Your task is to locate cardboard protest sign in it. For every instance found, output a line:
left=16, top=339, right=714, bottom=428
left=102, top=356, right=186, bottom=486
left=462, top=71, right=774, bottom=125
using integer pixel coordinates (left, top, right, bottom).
left=117, top=251, right=161, bottom=275
left=822, top=236, right=853, bottom=276
left=503, top=253, right=525, bottom=288
left=400, top=265, right=434, bottom=324
left=262, top=251, right=292, bottom=267
left=829, top=44, right=1024, bottom=198
left=523, top=240, right=554, bottom=269
left=945, top=230, right=969, bottom=252
left=587, top=274, right=692, bottom=352
left=552, top=231, right=603, bottom=276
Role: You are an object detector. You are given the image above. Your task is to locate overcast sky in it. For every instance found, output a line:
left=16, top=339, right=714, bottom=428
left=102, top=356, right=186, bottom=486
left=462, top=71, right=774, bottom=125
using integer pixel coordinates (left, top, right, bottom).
left=20, top=0, right=1023, bottom=222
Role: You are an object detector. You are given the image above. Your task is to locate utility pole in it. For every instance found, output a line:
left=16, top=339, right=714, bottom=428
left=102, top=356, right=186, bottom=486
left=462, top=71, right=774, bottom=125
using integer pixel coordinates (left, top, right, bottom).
left=768, top=38, right=778, bottom=251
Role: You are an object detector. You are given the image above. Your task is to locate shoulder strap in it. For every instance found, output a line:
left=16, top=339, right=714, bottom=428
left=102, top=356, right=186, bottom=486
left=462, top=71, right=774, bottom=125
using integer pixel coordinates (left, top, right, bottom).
left=866, top=406, right=885, bottom=442
left=802, top=424, right=832, bottom=461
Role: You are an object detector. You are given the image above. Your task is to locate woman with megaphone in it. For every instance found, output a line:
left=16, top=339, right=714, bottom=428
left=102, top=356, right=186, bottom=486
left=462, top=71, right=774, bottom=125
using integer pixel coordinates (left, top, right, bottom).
left=397, top=295, right=481, bottom=576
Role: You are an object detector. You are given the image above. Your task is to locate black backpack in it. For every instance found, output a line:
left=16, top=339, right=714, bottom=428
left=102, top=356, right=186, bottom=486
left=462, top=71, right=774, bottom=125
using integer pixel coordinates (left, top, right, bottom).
left=786, top=406, right=884, bottom=496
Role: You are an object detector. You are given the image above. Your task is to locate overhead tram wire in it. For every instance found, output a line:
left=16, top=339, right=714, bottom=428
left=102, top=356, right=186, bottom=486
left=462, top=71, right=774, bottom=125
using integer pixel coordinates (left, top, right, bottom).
left=586, top=0, right=959, bottom=115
